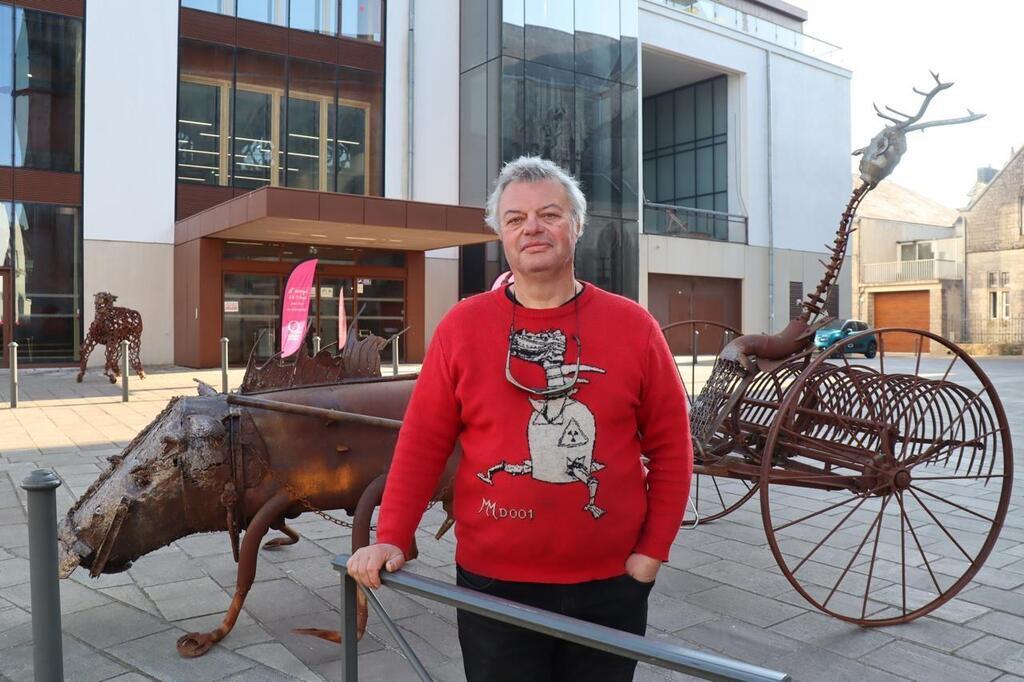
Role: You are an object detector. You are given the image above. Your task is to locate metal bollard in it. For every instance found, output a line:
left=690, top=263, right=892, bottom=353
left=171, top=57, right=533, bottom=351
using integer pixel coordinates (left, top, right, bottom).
left=21, top=469, right=64, bottom=681
left=121, top=339, right=129, bottom=402
left=312, top=335, right=321, bottom=355
left=220, top=337, right=229, bottom=394
left=8, top=341, right=17, bottom=408
left=391, top=336, right=400, bottom=376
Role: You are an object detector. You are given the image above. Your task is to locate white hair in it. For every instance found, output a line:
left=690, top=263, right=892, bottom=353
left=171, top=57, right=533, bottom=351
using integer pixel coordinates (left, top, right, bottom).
left=484, top=156, right=587, bottom=238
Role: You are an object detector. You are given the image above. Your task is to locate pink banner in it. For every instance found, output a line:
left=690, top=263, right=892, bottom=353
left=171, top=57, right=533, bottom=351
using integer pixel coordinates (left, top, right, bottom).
left=280, top=258, right=318, bottom=358
left=490, top=271, right=515, bottom=291
left=338, top=287, right=348, bottom=349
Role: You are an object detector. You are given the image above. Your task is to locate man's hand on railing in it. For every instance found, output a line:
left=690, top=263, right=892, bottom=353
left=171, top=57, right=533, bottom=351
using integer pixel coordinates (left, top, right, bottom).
left=347, top=543, right=406, bottom=589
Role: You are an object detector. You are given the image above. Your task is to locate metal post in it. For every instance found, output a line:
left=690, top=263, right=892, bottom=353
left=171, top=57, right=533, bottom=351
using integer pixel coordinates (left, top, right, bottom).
left=312, top=335, right=321, bottom=355
left=9, top=341, right=17, bottom=408
left=120, top=339, right=129, bottom=402
left=340, top=572, right=358, bottom=682
left=391, top=336, right=399, bottom=376
left=692, top=329, right=699, bottom=394
left=220, top=337, right=229, bottom=394
left=21, top=469, right=64, bottom=682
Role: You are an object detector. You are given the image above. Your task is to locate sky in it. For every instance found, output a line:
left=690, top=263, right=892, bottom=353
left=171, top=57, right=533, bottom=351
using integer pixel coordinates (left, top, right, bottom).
left=797, top=0, right=1022, bottom=209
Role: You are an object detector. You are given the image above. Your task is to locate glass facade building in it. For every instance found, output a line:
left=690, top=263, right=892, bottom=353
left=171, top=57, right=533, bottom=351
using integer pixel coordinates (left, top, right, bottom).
left=177, top=40, right=384, bottom=195
left=181, top=0, right=382, bottom=41
left=642, top=76, right=729, bottom=239
left=1, top=4, right=85, bottom=364
left=460, top=0, right=640, bottom=299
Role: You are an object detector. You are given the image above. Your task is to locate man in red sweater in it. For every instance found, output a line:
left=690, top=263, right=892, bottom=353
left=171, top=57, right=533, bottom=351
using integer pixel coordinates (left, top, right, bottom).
left=347, top=156, right=692, bottom=681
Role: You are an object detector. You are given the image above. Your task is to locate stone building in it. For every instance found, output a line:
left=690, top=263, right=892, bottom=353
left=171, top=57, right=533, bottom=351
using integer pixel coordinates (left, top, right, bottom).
left=960, top=148, right=1024, bottom=345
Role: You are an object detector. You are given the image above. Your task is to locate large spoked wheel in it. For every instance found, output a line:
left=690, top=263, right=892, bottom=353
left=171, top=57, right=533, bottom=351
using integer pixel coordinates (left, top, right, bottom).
left=759, top=328, right=1013, bottom=626
left=660, top=320, right=755, bottom=527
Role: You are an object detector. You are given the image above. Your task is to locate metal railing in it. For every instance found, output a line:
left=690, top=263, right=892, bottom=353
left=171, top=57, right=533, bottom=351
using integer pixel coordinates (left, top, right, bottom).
left=654, top=0, right=841, bottom=63
left=331, top=554, right=790, bottom=682
left=861, top=258, right=963, bottom=284
left=951, top=315, right=1024, bottom=345
left=643, top=202, right=748, bottom=244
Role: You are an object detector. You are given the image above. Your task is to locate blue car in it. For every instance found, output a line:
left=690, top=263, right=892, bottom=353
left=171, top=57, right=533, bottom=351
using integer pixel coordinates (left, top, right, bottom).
left=814, top=319, right=877, bottom=358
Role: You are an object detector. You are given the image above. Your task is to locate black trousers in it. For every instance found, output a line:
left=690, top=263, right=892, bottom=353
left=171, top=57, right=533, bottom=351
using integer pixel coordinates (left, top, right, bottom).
left=455, top=565, right=655, bottom=682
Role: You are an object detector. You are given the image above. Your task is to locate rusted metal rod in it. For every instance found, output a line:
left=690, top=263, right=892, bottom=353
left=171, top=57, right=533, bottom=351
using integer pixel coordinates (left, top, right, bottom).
left=226, top=393, right=403, bottom=430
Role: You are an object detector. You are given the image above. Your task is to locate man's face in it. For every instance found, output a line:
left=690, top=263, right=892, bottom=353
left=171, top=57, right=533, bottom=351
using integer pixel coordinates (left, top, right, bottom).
left=497, top=179, right=577, bottom=278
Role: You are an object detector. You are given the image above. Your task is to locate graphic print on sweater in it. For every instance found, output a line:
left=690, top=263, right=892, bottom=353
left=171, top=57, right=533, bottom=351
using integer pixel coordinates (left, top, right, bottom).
left=477, top=328, right=608, bottom=518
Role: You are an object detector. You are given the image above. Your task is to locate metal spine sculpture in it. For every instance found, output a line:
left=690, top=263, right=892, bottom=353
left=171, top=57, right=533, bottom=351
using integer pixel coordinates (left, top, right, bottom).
left=670, top=75, right=1012, bottom=627
left=77, top=292, right=145, bottom=383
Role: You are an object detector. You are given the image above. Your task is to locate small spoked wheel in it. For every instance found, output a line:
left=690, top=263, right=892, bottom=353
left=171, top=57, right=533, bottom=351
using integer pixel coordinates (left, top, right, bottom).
left=660, top=320, right=753, bottom=527
left=759, top=328, right=1013, bottom=625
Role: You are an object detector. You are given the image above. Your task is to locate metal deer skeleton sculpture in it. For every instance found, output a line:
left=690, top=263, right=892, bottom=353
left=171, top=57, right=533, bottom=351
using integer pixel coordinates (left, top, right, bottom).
left=669, top=74, right=1011, bottom=627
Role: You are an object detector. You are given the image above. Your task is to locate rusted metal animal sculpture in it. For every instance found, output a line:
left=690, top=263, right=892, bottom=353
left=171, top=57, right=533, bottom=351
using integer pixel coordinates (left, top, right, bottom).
left=58, top=336, right=459, bottom=657
left=77, top=292, right=145, bottom=383
left=668, top=76, right=1012, bottom=627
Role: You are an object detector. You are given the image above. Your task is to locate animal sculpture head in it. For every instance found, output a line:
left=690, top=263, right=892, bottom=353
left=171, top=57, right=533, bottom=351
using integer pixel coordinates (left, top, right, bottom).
left=853, top=71, right=983, bottom=187
left=57, top=396, right=232, bottom=578
left=94, top=291, right=118, bottom=314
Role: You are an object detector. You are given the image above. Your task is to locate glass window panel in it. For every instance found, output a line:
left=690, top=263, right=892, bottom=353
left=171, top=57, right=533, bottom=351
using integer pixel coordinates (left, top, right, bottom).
left=460, top=65, right=487, bottom=205
left=713, top=141, right=727, bottom=193
left=674, top=150, right=695, bottom=199
left=502, top=0, right=525, bottom=59
left=574, top=217, right=620, bottom=293
left=576, top=74, right=620, bottom=218
left=621, top=219, right=638, bottom=300
left=674, top=87, right=694, bottom=144
left=695, top=80, right=713, bottom=140
left=234, top=50, right=285, bottom=190
left=336, top=67, right=382, bottom=195
left=655, top=155, right=673, bottom=203
left=178, top=41, right=234, bottom=186
left=286, top=59, right=336, bottom=191
left=236, top=0, right=286, bottom=25
left=901, top=243, right=915, bottom=261
left=13, top=9, right=83, bottom=171
left=523, top=61, right=574, bottom=172
left=620, top=0, right=638, bottom=87
left=917, top=241, right=934, bottom=260
left=525, top=0, right=573, bottom=71
left=642, top=158, right=655, bottom=202
left=11, top=203, right=82, bottom=363
left=1, top=202, right=11, bottom=267
left=0, top=4, right=12, bottom=166
left=641, top=98, right=654, bottom=153
left=574, top=0, right=619, bottom=81
left=461, top=0, right=488, bottom=71
left=341, top=0, right=382, bottom=41
left=182, top=0, right=235, bottom=13
left=223, top=240, right=283, bottom=261
left=620, top=85, right=638, bottom=221
left=655, top=94, right=673, bottom=150
left=713, top=75, right=727, bottom=135
left=290, top=0, right=337, bottom=34
left=313, top=275, right=354, bottom=352
left=696, top=145, right=713, bottom=196
left=177, top=81, right=224, bottom=185
left=501, top=57, right=525, bottom=163
left=223, top=273, right=280, bottom=364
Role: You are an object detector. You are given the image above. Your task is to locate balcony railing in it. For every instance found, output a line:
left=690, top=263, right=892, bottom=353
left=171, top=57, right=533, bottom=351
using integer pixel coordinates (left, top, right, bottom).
left=861, top=259, right=963, bottom=284
left=643, top=202, right=748, bottom=244
left=653, top=0, right=841, bottom=63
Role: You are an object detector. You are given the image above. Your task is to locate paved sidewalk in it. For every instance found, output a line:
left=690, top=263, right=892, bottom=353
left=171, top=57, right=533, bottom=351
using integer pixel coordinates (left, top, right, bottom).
left=1, top=359, right=1023, bottom=681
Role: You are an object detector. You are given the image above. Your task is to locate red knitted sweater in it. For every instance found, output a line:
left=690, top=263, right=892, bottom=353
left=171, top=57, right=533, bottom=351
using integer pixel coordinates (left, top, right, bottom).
left=377, top=284, right=693, bottom=583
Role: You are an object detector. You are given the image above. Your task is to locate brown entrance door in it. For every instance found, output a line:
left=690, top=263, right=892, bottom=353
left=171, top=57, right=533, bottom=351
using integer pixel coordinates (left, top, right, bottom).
left=0, top=270, right=9, bottom=368
left=649, top=274, right=742, bottom=355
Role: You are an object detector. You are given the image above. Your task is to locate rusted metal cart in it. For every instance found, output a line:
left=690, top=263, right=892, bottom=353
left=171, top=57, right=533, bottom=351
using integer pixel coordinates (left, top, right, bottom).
left=657, top=75, right=1012, bottom=626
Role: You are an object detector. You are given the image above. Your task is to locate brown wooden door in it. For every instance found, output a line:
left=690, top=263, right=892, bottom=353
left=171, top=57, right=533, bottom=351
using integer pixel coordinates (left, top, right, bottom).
left=873, top=290, right=930, bottom=352
left=649, top=274, right=742, bottom=355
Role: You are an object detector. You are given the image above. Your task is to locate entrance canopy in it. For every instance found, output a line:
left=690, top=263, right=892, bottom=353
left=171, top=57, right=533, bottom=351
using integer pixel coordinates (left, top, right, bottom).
left=175, top=187, right=496, bottom=251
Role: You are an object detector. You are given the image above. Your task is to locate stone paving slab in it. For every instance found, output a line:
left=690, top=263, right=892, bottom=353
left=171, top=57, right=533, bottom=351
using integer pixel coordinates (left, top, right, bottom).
left=0, top=359, right=1022, bottom=680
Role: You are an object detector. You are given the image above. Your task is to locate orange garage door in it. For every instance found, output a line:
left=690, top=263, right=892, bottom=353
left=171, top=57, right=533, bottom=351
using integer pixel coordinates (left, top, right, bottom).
left=873, top=291, right=930, bottom=352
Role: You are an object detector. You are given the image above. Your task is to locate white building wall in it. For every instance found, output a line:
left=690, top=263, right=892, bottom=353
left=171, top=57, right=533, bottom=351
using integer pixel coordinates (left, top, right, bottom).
left=386, top=0, right=463, bottom=343
left=83, top=0, right=178, bottom=244
left=82, top=0, right=179, bottom=364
